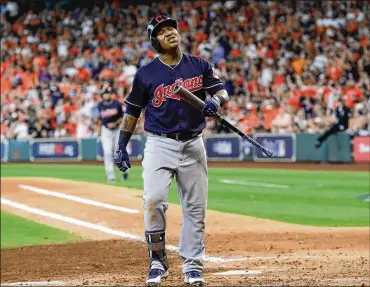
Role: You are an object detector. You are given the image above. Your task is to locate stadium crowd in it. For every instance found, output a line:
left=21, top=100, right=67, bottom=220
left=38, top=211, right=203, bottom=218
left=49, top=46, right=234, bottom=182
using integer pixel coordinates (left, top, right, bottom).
left=1, top=0, right=369, bottom=140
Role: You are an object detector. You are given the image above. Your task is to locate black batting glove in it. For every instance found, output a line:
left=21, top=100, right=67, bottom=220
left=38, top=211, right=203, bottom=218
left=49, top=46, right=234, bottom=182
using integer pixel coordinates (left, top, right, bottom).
left=114, top=144, right=131, bottom=172
left=202, top=95, right=221, bottom=117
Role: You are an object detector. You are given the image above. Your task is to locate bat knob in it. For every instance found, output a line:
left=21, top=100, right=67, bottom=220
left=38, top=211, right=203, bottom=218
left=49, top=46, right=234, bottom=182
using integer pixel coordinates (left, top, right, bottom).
left=264, top=149, right=274, bottom=157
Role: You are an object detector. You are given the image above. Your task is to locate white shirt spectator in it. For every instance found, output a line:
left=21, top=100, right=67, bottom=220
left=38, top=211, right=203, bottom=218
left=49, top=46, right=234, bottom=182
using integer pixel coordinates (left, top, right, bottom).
left=21, top=46, right=33, bottom=57
left=27, top=34, right=39, bottom=44
left=198, top=43, right=212, bottom=60
left=260, top=66, right=273, bottom=87
left=38, top=42, right=51, bottom=52
left=5, top=1, right=18, bottom=17
left=74, top=56, right=86, bottom=69
left=57, top=40, right=69, bottom=58
left=76, top=113, right=91, bottom=139
left=64, top=66, right=78, bottom=78
left=63, top=16, right=71, bottom=26
left=86, top=84, right=98, bottom=97
left=79, top=100, right=95, bottom=118
left=54, top=127, right=67, bottom=138
left=210, top=2, right=222, bottom=10
left=311, top=54, right=328, bottom=71
left=81, top=19, right=93, bottom=35
left=121, top=64, right=138, bottom=86
left=224, top=1, right=236, bottom=10
left=12, top=122, right=29, bottom=140
left=245, top=43, right=258, bottom=60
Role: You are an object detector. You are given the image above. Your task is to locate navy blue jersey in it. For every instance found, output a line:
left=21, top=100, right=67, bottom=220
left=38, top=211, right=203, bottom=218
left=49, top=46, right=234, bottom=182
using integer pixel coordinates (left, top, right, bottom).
left=97, top=100, right=123, bottom=129
left=124, top=53, right=224, bottom=134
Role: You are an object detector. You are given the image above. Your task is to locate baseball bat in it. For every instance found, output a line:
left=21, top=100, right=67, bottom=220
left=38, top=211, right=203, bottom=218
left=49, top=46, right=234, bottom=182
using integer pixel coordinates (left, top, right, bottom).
left=173, top=85, right=273, bottom=157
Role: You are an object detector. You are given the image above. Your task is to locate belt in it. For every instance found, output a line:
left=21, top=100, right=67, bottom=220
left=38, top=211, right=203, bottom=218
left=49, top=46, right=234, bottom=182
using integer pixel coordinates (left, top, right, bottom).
left=152, top=131, right=202, bottom=142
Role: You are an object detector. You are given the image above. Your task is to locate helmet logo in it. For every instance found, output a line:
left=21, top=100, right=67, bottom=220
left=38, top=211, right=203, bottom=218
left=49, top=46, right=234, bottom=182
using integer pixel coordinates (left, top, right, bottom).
left=155, top=16, right=164, bottom=23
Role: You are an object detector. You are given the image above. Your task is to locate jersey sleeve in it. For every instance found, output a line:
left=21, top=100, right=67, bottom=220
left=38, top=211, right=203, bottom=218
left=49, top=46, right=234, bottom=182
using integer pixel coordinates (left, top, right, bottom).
left=117, top=101, right=123, bottom=118
left=97, top=103, right=102, bottom=120
left=124, top=71, right=149, bottom=108
left=202, top=59, right=224, bottom=95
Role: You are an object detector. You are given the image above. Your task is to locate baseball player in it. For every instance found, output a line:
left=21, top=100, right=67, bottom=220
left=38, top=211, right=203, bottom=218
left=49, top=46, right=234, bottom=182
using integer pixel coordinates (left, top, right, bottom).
left=114, top=16, right=228, bottom=286
left=97, top=83, right=128, bottom=183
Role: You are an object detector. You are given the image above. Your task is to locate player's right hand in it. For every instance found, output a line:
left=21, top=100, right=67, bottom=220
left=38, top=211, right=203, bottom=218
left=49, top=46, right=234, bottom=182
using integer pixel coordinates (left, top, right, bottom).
left=114, top=145, right=131, bottom=172
left=202, top=95, right=221, bottom=117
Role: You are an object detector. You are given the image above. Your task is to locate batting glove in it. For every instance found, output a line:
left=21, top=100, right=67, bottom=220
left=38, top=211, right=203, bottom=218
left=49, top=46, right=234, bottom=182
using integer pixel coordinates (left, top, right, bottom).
left=114, top=145, right=131, bottom=172
left=202, top=95, right=221, bottom=117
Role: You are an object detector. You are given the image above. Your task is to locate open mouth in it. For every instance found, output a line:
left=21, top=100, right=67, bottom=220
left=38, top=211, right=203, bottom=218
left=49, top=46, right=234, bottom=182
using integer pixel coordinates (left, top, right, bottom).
left=168, top=36, right=177, bottom=42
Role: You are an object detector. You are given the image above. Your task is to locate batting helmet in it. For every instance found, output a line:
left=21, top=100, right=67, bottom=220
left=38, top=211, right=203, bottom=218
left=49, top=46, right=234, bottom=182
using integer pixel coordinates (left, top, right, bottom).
left=147, top=15, right=178, bottom=52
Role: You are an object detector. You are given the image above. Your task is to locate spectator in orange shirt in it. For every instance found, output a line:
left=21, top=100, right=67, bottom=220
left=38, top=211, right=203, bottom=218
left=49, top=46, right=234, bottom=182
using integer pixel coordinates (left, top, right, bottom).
left=343, top=80, right=364, bottom=109
left=77, top=67, right=91, bottom=83
left=262, top=102, right=279, bottom=132
left=239, top=107, right=260, bottom=135
left=291, top=54, right=307, bottom=75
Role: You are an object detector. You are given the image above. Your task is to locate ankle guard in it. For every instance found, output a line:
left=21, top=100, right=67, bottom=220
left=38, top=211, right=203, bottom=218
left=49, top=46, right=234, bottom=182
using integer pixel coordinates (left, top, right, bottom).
left=145, top=230, right=168, bottom=271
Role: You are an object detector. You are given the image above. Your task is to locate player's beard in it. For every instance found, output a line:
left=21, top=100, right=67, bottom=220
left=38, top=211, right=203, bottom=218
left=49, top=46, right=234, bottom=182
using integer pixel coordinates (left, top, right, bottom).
left=103, top=95, right=113, bottom=103
left=161, top=40, right=180, bottom=54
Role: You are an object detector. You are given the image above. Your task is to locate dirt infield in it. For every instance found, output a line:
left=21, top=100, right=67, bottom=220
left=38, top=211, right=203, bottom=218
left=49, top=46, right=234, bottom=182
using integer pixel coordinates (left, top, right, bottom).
left=1, top=177, right=369, bottom=286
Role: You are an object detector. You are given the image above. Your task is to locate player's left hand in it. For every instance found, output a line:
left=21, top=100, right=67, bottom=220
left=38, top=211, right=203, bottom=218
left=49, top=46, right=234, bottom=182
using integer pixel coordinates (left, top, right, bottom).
left=114, top=145, right=131, bottom=172
left=107, top=122, right=117, bottom=129
left=202, top=95, right=221, bottom=117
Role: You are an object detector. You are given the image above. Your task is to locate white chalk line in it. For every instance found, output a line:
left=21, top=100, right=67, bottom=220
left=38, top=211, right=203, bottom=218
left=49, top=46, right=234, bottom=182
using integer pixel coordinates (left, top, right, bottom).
left=18, top=184, right=139, bottom=214
left=220, top=179, right=290, bottom=189
left=212, top=270, right=263, bottom=276
left=1, top=198, right=275, bottom=263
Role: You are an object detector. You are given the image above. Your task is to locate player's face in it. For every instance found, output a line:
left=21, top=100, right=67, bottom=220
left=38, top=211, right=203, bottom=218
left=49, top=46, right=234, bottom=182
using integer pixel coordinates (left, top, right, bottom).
left=102, top=92, right=112, bottom=102
left=156, top=25, right=180, bottom=51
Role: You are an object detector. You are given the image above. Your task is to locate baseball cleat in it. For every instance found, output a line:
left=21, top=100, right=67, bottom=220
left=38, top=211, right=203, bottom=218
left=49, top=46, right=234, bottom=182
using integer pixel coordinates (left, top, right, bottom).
left=107, top=177, right=116, bottom=183
left=146, top=268, right=168, bottom=286
left=122, top=172, right=129, bottom=180
left=184, top=271, right=205, bottom=286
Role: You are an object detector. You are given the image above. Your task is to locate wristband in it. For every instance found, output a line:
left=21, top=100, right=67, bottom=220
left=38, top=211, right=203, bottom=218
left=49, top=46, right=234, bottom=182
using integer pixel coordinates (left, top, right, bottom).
left=118, top=130, right=133, bottom=147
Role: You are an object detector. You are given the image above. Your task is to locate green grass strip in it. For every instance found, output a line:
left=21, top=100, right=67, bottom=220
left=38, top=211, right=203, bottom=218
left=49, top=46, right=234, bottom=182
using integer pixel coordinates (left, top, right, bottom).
left=1, top=164, right=369, bottom=227
left=1, top=211, right=84, bottom=249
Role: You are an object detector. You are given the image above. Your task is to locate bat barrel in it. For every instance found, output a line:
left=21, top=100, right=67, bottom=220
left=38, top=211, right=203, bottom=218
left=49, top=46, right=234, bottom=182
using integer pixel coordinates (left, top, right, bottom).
left=173, top=85, right=205, bottom=110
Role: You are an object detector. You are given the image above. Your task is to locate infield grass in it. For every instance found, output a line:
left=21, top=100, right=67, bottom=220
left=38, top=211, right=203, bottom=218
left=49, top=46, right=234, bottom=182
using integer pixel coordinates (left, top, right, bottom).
left=1, top=211, right=84, bottom=249
left=1, top=164, right=369, bottom=227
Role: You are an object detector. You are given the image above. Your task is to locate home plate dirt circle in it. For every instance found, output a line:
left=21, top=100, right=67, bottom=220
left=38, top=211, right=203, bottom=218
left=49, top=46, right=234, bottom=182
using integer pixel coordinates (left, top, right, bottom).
left=1, top=177, right=369, bottom=286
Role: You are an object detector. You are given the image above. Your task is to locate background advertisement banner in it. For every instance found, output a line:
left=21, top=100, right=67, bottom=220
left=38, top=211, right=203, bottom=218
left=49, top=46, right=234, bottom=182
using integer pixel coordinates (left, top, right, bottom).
left=1, top=140, right=8, bottom=162
left=30, top=139, right=80, bottom=161
left=241, top=138, right=254, bottom=160
left=97, top=137, right=142, bottom=160
left=205, top=136, right=241, bottom=160
left=353, top=136, right=370, bottom=163
left=254, top=134, right=296, bottom=161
